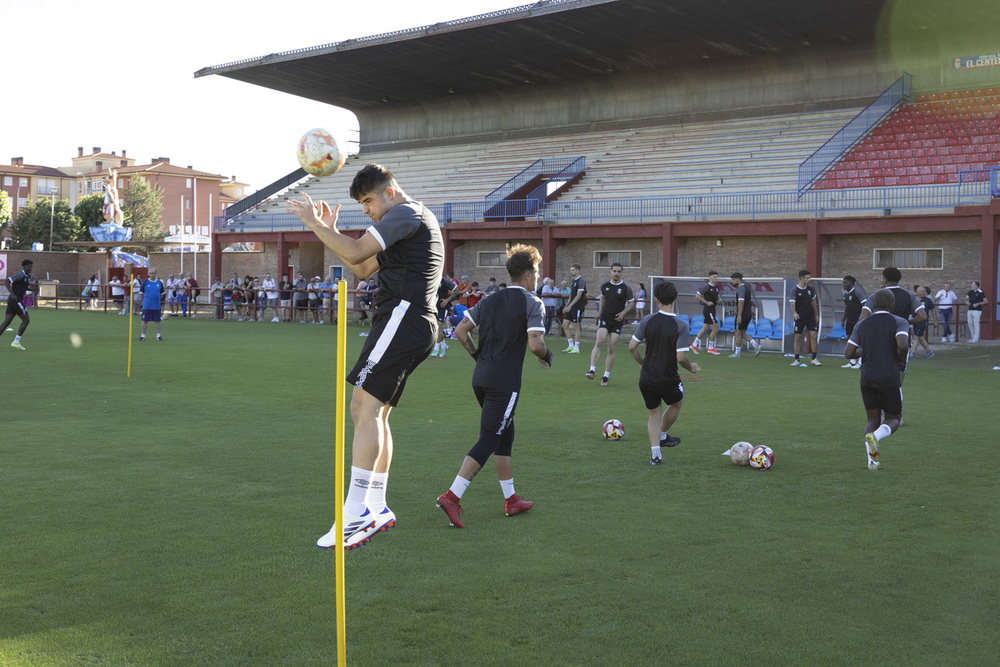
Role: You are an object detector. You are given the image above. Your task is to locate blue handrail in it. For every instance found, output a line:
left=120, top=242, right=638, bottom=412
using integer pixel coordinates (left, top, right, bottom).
left=798, top=73, right=912, bottom=193
left=524, top=156, right=586, bottom=214
left=224, top=168, right=308, bottom=218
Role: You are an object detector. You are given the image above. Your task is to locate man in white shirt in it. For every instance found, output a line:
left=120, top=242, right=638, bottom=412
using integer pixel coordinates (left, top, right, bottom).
left=109, top=276, right=126, bottom=314
left=934, top=283, right=957, bottom=342
left=262, top=273, right=280, bottom=322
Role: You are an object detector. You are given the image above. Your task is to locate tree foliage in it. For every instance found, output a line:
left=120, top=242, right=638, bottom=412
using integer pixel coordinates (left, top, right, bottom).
left=74, top=194, right=106, bottom=230
left=123, top=177, right=166, bottom=243
left=0, top=190, right=11, bottom=230
left=8, top=199, right=85, bottom=250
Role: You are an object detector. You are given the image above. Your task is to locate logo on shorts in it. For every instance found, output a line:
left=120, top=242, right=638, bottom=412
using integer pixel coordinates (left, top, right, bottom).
left=356, top=359, right=376, bottom=388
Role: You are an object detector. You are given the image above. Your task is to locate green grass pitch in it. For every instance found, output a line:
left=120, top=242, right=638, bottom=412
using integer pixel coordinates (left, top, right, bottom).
left=1, top=309, right=997, bottom=665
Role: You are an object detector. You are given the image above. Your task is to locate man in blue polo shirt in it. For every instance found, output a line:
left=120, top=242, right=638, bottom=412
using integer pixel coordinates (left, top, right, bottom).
left=140, top=268, right=165, bottom=341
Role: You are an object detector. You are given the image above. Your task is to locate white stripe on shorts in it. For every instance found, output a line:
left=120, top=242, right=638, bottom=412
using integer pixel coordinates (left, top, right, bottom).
left=496, top=391, right=518, bottom=435
left=368, top=299, right=410, bottom=365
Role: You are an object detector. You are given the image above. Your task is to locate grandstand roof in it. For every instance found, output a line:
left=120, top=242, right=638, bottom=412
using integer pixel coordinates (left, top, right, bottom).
left=195, top=0, right=891, bottom=111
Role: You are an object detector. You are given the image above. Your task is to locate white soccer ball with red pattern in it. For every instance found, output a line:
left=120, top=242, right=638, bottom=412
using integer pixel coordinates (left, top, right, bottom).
left=729, top=441, right=753, bottom=466
left=297, top=128, right=346, bottom=177
left=749, top=445, right=774, bottom=469
left=602, top=419, right=625, bottom=441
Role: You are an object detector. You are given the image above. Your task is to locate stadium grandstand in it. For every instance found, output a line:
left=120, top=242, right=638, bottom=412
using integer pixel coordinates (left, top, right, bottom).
left=196, top=0, right=1000, bottom=340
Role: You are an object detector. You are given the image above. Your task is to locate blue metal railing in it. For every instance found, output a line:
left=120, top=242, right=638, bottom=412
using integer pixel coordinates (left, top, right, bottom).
left=485, top=157, right=584, bottom=202
left=214, top=168, right=994, bottom=233
left=798, top=73, right=912, bottom=193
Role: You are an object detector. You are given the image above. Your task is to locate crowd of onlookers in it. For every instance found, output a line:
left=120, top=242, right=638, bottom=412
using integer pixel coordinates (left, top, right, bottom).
left=74, top=271, right=378, bottom=325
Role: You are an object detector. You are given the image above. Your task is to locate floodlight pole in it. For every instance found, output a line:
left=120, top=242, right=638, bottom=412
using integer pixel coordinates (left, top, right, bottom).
left=49, top=192, right=55, bottom=251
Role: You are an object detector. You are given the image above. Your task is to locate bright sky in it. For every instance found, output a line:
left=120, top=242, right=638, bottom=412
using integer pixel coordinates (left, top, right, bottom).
left=4, top=0, right=527, bottom=194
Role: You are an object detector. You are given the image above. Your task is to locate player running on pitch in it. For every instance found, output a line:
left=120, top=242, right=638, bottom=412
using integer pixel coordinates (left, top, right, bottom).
left=585, top=262, right=635, bottom=386
left=1, top=259, right=35, bottom=350
left=436, top=244, right=552, bottom=528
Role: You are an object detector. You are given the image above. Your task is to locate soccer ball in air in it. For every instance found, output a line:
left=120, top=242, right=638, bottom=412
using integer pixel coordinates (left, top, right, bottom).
left=602, top=419, right=625, bottom=441
left=729, top=441, right=753, bottom=466
left=749, top=445, right=775, bottom=470
left=297, top=128, right=346, bottom=177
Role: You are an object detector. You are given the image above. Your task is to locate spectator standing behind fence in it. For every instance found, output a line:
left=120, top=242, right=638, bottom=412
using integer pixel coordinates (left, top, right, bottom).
left=110, top=276, right=125, bottom=314
left=467, top=281, right=484, bottom=308
left=188, top=273, right=201, bottom=318
left=633, top=282, right=647, bottom=324
left=455, top=275, right=471, bottom=308
left=177, top=273, right=190, bottom=317
left=934, top=282, right=957, bottom=342
left=292, top=271, right=308, bottom=323
left=165, top=274, right=179, bottom=315
left=278, top=273, right=292, bottom=322
left=232, top=281, right=246, bottom=321
left=131, top=275, right=142, bottom=315
left=261, top=273, right=279, bottom=322
left=308, top=276, right=324, bottom=324
left=964, top=280, right=987, bottom=343
left=319, top=275, right=333, bottom=324
left=210, top=277, right=225, bottom=319
left=541, top=277, right=559, bottom=334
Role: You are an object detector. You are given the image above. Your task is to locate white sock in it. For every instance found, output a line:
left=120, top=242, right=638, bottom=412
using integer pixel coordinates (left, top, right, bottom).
left=13, top=335, right=21, bottom=344
left=589, top=366, right=597, bottom=373
left=661, top=431, right=670, bottom=441
left=344, top=466, right=372, bottom=516
left=499, top=478, right=515, bottom=499
left=450, top=475, right=472, bottom=499
left=574, top=342, right=580, bottom=350
left=367, top=471, right=389, bottom=513
left=603, top=372, right=610, bottom=380
left=568, top=338, right=574, bottom=347
left=874, top=424, right=892, bottom=441
left=651, top=445, right=661, bottom=459
left=433, top=342, right=440, bottom=353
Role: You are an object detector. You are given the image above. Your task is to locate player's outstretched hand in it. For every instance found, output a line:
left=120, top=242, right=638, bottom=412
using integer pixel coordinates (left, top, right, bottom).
left=287, top=193, right=341, bottom=232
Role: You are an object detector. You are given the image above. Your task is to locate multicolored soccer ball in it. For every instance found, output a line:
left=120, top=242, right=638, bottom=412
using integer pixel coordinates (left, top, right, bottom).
left=602, top=419, right=625, bottom=441
left=297, top=128, right=346, bottom=177
left=729, top=441, right=753, bottom=466
left=749, top=445, right=775, bottom=469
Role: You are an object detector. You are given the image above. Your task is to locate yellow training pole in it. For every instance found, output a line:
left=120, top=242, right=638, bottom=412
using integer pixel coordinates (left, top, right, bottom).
left=335, top=280, right=348, bottom=667
left=127, top=269, right=134, bottom=378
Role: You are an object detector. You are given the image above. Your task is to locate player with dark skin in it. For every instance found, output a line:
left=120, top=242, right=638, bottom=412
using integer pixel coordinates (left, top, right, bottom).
left=2, top=260, right=35, bottom=350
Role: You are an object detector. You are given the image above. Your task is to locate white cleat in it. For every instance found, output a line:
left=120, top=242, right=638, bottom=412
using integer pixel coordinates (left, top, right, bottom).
left=316, top=509, right=377, bottom=549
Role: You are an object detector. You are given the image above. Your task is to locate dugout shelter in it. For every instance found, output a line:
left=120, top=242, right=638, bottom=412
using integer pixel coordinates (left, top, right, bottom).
left=198, top=0, right=1000, bottom=340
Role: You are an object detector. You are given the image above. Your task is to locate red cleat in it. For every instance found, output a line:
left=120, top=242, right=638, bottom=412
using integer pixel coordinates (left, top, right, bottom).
left=504, top=494, right=534, bottom=517
left=436, top=490, right=464, bottom=528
